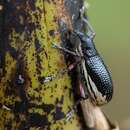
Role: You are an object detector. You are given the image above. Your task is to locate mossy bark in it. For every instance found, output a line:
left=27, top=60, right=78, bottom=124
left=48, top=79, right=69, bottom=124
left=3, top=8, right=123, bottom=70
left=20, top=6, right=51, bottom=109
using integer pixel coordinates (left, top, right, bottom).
left=0, top=0, right=86, bottom=130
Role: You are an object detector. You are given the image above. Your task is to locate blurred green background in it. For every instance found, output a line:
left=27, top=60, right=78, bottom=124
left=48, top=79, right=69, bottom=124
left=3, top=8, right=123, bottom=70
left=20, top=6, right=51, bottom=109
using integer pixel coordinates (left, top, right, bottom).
left=87, top=0, right=130, bottom=129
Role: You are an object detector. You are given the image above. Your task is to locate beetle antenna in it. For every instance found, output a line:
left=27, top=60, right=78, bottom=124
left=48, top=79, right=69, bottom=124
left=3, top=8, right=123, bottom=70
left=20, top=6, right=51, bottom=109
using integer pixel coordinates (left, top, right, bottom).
left=80, top=5, right=96, bottom=39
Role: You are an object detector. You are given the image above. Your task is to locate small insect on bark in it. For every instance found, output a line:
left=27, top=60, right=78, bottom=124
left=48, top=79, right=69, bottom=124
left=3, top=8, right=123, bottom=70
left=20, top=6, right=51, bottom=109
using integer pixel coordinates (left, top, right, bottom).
left=52, top=16, right=113, bottom=106
left=75, top=7, right=113, bottom=105
left=75, top=30, right=113, bottom=106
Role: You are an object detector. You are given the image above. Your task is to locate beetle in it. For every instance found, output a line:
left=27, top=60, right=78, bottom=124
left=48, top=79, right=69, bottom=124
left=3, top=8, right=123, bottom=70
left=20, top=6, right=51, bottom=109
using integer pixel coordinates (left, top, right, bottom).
left=74, top=30, right=113, bottom=106
left=52, top=17, right=113, bottom=106
left=75, top=7, right=113, bottom=105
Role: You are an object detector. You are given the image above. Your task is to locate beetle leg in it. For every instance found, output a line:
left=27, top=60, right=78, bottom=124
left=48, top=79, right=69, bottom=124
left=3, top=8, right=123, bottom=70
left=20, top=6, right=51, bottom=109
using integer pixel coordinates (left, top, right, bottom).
left=43, top=60, right=81, bottom=83
left=52, top=43, right=82, bottom=57
left=82, top=18, right=96, bottom=39
left=66, top=100, right=81, bottom=121
left=66, top=108, right=75, bottom=121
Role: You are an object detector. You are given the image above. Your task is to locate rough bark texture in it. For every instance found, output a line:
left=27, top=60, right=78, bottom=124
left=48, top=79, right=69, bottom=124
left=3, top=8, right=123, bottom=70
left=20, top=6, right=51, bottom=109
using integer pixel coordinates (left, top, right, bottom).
left=0, top=0, right=85, bottom=130
left=0, top=0, right=119, bottom=130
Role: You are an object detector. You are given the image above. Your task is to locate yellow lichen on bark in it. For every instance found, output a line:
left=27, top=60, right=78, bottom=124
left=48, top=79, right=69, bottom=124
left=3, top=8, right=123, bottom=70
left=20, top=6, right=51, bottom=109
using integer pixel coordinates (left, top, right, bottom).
left=0, top=0, right=83, bottom=130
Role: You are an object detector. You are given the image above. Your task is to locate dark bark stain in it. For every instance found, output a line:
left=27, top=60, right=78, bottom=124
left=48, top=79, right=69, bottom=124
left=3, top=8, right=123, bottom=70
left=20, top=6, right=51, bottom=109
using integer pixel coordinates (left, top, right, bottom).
left=13, top=100, right=29, bottom=114
left=51, top=96, right=65, bottom=121
left=42, top=103, right=54, bottom=114
left=0, top=0, right=39, bottom=82
left=38, top=76, right=45, bottom=84
left=30, top=103, right=55, bottom=114
left=35, top=38, right=41, bottom=51
left=7, top=45, right=18, bottom=59
left=55, top=95, right=64, bottom=105
left=28, top=113, right=50, bottom=127
left=34, top=38, right=43, bottom=76
left=15, top=59, right=28, bottom=100
left=48, top=29, right=55, bottom=36
left=27, top=0, right=36, bottom=11
left=4, top=120, right=12, bottom=130
left=5, top=80, right=15, bottom=96
left=52, top=106, right=65, bottom=121
left=19, top=121, right=29, bottom=130
left=0, top=0, right=6, bottom=78
left=19, top=113, right=51, bottom=129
